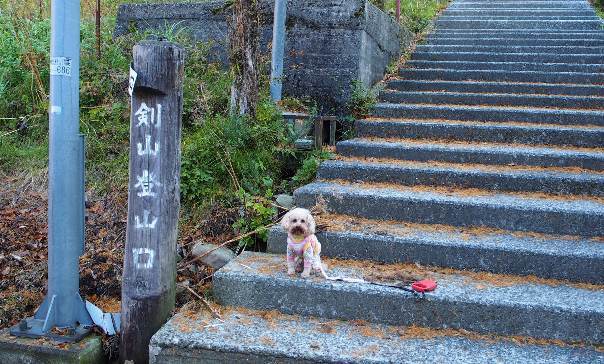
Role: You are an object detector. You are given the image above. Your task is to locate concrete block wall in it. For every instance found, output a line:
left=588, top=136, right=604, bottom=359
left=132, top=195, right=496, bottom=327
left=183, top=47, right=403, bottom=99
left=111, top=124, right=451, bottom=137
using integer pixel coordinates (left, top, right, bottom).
left=114, top=0, right=410, bottom=114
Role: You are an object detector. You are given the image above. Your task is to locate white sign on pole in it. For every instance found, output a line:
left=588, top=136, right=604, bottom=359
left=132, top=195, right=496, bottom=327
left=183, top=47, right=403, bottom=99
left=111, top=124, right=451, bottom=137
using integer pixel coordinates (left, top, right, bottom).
left=50, top=57, right=72, bottom=77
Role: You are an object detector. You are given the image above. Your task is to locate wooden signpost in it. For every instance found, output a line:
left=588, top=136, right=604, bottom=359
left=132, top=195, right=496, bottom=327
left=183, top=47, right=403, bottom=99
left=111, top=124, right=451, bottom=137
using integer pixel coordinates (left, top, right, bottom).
left=120, top=40, right=185, bottom=363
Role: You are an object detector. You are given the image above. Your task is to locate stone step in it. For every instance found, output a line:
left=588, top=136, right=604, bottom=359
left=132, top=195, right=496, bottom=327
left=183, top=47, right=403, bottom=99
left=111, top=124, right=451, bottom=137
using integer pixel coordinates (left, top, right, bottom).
left=429, top=31, right=604, bottom=39
left=449, top=2, right=592, bottom=9
left=406, top=59, right=604, bottom=73
left=373, top=103, right=604, bottom=127
left=379, top=90, right=604, bottom=109
left=294, top=180, right=604, bottom=236
left=356, top=119, right=604, bottom=148
left=443, top=10, right=598, bottom=17
left=214, top=252, right=604, bottom=343
left=372, top=102, right=604, bottom=127
left=436, top=20, right=603, bottom=30
left=268, top=213, right=604, bottom=283
left=316, top=158, right=604, bottom=197
left=337, top=137, right=604, bottom=170
left=150, top=307, right=604, bottom=364
left=412, top=51, right=604, bottom=64
left=387, top=79, right=604, bottom=97
left=424, top=38, right=604, bottom=47
left=416, top=44, right=604, bottom=54
left=398, top=68, right=604, bottom=84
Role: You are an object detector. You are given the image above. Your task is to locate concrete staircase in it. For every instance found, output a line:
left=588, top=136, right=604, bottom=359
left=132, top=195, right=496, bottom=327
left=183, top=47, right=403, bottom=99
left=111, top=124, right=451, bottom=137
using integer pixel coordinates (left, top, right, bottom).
left=150, top=0, right=604, bottom=362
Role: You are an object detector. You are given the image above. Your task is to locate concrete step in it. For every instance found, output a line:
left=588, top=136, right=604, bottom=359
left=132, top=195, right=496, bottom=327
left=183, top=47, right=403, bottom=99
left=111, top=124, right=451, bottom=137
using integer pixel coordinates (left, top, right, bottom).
left=443, top=10, right=598, bottom=17
left=268, top=213, right=604, bottom=283
left=405, top=60, right=604, bottom=73
left=449, top=2, right=593, bottom=9
left=429, top=31, right=604, bottom=39
left=435, top=20, right=603, bottom=30
left=337, top=137, right=604, bottom=171
left=214, top=252, right=604, bottom=343
left=438, top=16, right=602, bottom=21
left=316, top=158, right=604, bottom=197
left=387, top=78, right=604, bottom=96
left=356, top=119, right=604, bottom=148
left=416, top=44, right=604, bottom=54
left=379, top=90, right=604, bottom=109
left=150, top=307, right=604, bottom=364
left=387, top=80, right=604, bottom=97
left=372, top=103, right=604, bottom=127
left=398, top=68, right=604, bottom=84
left=294, top=180, right=604, bottom=236
left=424, top=38, right=604, bottom=47
left=411, top=51, right=604, bottom=64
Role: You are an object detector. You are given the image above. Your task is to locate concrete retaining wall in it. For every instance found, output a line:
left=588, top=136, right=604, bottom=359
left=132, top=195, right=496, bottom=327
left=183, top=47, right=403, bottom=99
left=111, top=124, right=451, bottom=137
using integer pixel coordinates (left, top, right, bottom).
left=115, top=0, right=410, bottom=113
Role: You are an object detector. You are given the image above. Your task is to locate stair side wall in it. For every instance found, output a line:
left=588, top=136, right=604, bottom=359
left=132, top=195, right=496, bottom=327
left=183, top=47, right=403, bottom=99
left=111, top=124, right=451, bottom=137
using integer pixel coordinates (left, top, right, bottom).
left=114, top=0, right=406, bottom=113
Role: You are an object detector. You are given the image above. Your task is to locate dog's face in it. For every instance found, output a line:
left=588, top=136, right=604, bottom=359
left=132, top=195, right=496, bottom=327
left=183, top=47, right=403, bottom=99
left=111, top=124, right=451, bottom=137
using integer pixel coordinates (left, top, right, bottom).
left=280, top=208, right=316, bottom=237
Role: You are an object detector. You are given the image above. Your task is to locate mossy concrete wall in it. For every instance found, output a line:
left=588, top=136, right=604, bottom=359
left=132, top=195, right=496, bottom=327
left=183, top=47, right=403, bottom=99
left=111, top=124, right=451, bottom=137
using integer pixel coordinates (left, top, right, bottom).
left=115, top=0, right=412, bottom=114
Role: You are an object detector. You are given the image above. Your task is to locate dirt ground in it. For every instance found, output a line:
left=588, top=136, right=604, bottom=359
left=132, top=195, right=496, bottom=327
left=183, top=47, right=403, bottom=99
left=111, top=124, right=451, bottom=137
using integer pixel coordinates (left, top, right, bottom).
left=0, top=170, right=239, bottom=357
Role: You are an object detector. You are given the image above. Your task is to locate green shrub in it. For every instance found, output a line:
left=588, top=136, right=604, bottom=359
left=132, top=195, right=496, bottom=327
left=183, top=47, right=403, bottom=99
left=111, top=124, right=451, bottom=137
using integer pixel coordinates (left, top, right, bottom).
left=347, top=80, right=378, bottom=119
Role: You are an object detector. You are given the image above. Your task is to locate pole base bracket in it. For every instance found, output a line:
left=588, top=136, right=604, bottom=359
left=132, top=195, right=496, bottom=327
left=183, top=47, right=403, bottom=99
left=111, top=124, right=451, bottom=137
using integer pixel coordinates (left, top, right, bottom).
left=9, top=318, right=92, bottom=343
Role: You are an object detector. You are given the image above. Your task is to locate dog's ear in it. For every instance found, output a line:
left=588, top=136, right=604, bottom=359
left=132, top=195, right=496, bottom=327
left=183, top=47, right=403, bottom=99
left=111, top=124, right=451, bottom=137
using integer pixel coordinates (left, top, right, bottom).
left=280, top=210, right=291, bottom=231
left=306, top=210, right=316, bottom=235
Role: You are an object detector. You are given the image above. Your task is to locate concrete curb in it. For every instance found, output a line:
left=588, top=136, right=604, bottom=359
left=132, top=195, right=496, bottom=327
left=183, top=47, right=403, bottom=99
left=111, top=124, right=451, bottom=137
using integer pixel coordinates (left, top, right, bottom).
left=213, top=253, right=604, bottom=343
left=294, top=181, right=604, bottom=236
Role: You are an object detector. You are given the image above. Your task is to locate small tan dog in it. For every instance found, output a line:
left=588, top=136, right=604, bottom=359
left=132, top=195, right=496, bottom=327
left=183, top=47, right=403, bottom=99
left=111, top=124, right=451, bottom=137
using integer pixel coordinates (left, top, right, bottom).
left=280, top=208, right=323, bottom=278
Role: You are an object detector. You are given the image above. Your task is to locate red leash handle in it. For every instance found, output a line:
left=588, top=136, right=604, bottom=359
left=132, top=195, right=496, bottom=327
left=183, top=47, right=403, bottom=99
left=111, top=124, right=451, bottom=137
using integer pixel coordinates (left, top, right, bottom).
left=411, top=280, right=438, bottom=293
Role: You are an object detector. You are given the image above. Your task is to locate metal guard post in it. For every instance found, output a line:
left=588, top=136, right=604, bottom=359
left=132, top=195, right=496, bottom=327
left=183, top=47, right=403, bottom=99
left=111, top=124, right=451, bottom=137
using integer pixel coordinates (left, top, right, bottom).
left=10, top=0, right=92, bottom=342
left=270, top=0, right=287, bottom=101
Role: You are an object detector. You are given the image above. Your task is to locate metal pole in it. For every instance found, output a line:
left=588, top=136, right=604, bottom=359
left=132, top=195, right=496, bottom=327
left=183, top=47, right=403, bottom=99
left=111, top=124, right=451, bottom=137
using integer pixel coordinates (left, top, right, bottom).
left=270, top=0, right=287, bottom=102
left=396, top=0, right=401, bottom=22
left=10, top=0, right=92, bottom=342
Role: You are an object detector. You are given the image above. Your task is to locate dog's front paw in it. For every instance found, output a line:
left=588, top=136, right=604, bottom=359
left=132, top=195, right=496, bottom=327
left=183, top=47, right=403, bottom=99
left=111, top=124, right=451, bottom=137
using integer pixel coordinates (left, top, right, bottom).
left=287, top=267, right=295, bottom=275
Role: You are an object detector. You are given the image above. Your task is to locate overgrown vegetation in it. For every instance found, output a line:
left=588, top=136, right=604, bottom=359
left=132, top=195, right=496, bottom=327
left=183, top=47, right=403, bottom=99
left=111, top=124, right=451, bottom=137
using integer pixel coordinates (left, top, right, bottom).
left=0, top=1, right=332, bottom=255
left=593, top=0, right=604, bottom=17
left=371, top=0, right=450, bottom=33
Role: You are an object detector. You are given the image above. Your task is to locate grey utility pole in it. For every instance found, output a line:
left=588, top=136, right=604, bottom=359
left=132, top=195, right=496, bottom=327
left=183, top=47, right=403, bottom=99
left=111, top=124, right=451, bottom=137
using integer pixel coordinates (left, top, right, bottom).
left=270, top=0, right=287, bottom=101
left=10, top=0, right=92, bottom=341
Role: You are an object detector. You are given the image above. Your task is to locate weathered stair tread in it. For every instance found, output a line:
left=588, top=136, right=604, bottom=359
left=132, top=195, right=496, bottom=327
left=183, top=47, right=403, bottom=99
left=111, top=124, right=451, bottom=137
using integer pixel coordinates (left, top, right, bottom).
left=416, top=44, right=604, bottom=54
left=412, top=51, right=604, bottom=63
left=387, top=79, right=604, bottom=96
left=373, top=103, right=604, bottom=126
left=356, top=119, right=604, bottom=148
left=150, top=307, right=604, bottom=364
left=337, top=137, right=604, bottom=170
left=267, top=213, right=604, bottom=283
left=316, top=158, right=604, bottom=196
left=423, top=39, right=604, bottom=47
left=213, top=252, right=604, bottom=343
left=294, top=180, right=604, bottom=236
left=379, top=90, right=604, bottom=109
left=405, top=60, right=604, bottom=73
left=398, top=68, right=604, bottom=84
